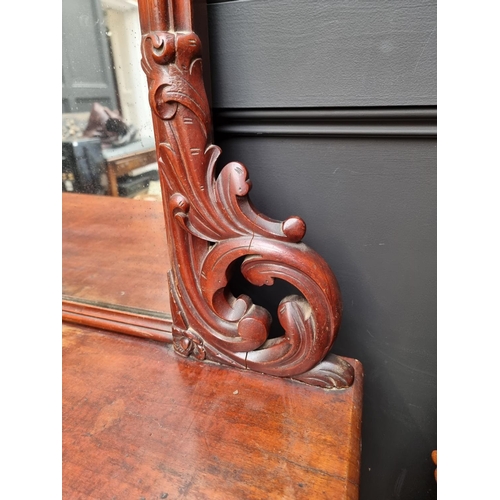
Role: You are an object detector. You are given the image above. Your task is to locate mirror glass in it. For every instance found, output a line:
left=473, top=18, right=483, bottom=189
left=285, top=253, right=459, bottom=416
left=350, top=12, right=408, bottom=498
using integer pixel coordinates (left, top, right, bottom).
left=62, top=0, right=161, bottom=200
left=62, top=0, right=170, bottom=318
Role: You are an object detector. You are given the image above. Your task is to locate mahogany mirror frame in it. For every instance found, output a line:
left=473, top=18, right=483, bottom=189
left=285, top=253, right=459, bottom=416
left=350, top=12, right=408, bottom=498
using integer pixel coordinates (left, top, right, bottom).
left=63, top=0, right=357, bottom=390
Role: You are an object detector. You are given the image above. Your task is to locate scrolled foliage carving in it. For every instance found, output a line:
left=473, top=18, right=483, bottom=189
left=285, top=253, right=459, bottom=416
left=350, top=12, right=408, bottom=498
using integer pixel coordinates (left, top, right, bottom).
left=139, top=2, right=354, bottom=389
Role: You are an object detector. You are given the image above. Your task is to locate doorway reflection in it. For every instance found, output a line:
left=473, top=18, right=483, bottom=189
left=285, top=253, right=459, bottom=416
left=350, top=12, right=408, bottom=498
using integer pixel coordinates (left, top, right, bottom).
left=62, top=0, right=161, bottom=201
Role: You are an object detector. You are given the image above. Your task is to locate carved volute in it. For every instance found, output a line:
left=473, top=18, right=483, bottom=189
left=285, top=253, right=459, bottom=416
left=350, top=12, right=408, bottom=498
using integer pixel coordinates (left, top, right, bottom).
left=137, top=0, right=354, bottom=389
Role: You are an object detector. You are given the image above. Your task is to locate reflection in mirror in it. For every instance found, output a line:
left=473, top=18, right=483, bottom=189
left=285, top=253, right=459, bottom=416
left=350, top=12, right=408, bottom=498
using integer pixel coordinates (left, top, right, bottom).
left=62, top=192, right=172, bottom=341
left=62, top=0, right=161, bottom=201
left=62, top=0, right=170, bottom=337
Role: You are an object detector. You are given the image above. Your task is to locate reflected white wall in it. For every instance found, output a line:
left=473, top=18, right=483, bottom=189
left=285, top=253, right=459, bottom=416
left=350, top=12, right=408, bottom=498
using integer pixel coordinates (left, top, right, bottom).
left=102, top=0, right=154, bottom=140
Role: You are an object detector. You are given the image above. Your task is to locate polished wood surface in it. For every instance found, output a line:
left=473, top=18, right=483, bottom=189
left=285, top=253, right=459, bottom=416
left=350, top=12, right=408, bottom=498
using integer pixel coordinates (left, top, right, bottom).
left=63, top=322, right=363, bottom=499
left=63, top=1, right=365, bottom=494
left=62, top=299, right=172, bottom=343
left=62, top=192, right=171, bottom=314
left=137, top=0, right=354, bottom=389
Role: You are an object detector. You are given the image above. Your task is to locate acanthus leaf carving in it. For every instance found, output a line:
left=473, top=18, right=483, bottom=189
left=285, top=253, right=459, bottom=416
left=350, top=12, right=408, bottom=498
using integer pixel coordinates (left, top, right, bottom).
left=138, top=1, right=354, bottom=389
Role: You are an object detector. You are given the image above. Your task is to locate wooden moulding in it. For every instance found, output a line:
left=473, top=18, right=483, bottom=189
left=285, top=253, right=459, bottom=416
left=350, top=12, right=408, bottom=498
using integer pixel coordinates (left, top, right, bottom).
left=62, top=192, right=173, bottom=341
left=135, top=0, right=357, bottom=389
left=62, top=298, right=172, bottom=344
left=213, top=107, right=438, bottom=138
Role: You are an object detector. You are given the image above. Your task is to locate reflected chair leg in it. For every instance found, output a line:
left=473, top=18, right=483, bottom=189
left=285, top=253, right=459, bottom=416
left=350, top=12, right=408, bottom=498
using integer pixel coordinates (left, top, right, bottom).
left=107, top=164, right=119, bottom=197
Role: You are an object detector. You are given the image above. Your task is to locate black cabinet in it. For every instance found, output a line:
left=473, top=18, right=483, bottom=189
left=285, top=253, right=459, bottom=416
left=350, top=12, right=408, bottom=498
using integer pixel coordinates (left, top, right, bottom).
left=62, top=138, right=106, bottom=195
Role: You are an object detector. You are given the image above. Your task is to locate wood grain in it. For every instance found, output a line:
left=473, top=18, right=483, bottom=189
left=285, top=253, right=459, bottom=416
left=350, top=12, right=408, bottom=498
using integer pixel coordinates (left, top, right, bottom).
left=62, top=192, right=171, bottom=314
left=62, top=298, right=172, bottom=342
left=63, top=322, right=363, bottom=499
left=137, top=0, right=354, bottom=389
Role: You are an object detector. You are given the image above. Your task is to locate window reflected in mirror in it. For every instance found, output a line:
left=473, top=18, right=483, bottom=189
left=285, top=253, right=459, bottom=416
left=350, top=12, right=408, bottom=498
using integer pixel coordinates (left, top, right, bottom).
left=62, top=0, right=161, bottom=201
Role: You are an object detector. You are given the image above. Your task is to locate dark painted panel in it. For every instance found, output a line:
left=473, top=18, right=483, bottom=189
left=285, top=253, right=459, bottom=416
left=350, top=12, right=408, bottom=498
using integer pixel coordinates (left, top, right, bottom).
left=207, top=0, right=436, bottom=108
left=214, top=107, right=437, bottom=138
left=214, top=134, right=437, bottom=500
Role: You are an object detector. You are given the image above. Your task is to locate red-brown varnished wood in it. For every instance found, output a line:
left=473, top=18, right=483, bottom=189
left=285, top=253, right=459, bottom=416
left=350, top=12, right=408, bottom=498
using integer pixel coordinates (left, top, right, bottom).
left=62, top=192, right=171, bottom=314
left=137, top=0, right=355, bottom=389
left=62, top=299, right=172, bottom=342
left=63, top=322, right=363, bottom=500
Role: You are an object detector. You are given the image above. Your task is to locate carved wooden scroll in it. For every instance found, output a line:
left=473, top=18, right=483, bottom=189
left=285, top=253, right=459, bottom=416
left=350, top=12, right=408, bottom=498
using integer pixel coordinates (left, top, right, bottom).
left=137, top=0, right=354, bottom=388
